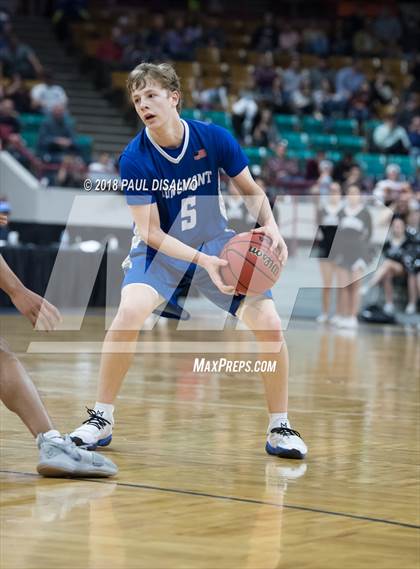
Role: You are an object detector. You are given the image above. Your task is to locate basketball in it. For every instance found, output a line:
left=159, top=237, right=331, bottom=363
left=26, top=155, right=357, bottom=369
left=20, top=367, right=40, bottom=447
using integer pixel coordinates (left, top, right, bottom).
left=220, top=231, right=282, bottom=295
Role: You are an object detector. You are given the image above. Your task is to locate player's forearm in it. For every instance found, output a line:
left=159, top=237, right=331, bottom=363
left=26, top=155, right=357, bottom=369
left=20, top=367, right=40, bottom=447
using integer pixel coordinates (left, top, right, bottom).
left=242, top=192, right=277, bottom=229
left=144, top=229, right=206, bottom=266
left=0, top=255, right=26, bottom=297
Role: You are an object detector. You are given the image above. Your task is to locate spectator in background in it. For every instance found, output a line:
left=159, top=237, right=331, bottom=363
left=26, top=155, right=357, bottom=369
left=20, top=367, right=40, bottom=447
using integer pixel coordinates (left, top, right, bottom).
left=334, top=153, right=357, bottom=183
left=398, top=93, right=420, bottom=129
left=262, top=75, right=288, bottom=114
left=387, top=184, right=420, bottom=228
left=37, top=103, right=78, bottom=163
left=202, top=16, right=225, bottom=49
left=330, top=19, right=351, bottom=55
left=3, top=73, right=32, bottom=113
left=348, top=81, right=371, bottom=123
left=0, top=98, right=20, bottom=143
left=252, top=12, right=278, bottom=52
left=94, top=27, right=126, bottom=90
left=195, top=76, right=229, bottom=111
left=282, top=57, right=304, bottom=99
left=311, top=159, right=334, bottom=197
left=313, top=78, right=346, bottom=118
left=165, top=16, right=193, bottom=61
left=335, top=59, right=365, bottom=102
left=231, top=80, right=259, bottom=144
left=261, top=140, right=300, bottom=192
left=305, top=150, right=326, bottom=180
left=342, top=165, right=367, bottom=193
left=31, top=69, right=68, bottom=114
left=309, top=57, right=334, bottom=91
left=278, top=24, right=300, bottom=53
left=2, top=132, right=39, bottom=173
left=373, top=113, right=411, bottom=155
left=95, top=26, right=124, bottom=65
left=290, top=78, right=314, bottom=115
left=55, top=154, right=85, bottom=187
left=52, top=0, right=89, bottom=44
left=253, top=52, right=277, bottom=95
left=251, top=108, right=278, bottom=147
left=145, top=13, right=169, bottom=59
left=184, top=15, right=203, bottom=50
left=370, top=71, right=395, bottom=112
left=0, top=33, right=43, bottom=78
left=88, top=152, right=117, bottom=181
left=373, top=7, right=402, bottom=45
left=352, top=20, right=379, bottom=57
left=302, top=21, right=329, bottom=56
left=121, top=35, right=147, bottom=70
left=407, top=116, right=420, bottom=153
left=363, top=216, right=418, bottom=315
left=373, top=163, right=406, bottom=204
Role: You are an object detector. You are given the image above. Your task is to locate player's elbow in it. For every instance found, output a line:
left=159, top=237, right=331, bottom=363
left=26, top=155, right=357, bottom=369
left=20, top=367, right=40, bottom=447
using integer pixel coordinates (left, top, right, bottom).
left=138, top=228, right=164, bottom=249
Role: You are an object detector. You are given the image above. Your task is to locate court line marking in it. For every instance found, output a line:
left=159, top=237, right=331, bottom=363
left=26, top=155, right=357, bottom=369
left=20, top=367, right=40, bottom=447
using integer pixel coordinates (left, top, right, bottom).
left=1, top=469, right=418, bottom=530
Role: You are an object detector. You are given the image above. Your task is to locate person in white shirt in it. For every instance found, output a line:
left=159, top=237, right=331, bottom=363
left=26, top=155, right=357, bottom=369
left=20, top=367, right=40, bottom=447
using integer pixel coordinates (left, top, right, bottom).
left=373, top=113, right=411, bottom=155
left=31, top=69, right=68, bottom=114
left=373, top=164, right=406, bottom=204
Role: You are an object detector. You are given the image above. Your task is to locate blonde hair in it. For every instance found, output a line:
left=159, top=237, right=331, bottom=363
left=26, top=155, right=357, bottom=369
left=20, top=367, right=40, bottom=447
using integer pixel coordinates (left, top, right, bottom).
left=127, top=62, right=182, bottom=111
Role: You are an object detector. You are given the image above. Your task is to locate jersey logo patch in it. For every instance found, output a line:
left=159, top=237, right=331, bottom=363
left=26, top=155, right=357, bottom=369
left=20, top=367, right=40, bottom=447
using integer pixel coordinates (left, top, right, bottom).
left=194, top=148, right=207, bottom=160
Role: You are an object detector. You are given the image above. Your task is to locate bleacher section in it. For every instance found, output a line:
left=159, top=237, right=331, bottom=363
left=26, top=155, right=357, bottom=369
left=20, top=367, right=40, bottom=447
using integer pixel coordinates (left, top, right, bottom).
left=178, top=108, right=419, bottom=176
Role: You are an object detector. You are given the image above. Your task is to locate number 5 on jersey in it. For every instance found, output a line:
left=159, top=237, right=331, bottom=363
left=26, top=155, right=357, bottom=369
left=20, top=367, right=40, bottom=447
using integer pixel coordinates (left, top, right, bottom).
left=181, top=196, right=197, bottom=231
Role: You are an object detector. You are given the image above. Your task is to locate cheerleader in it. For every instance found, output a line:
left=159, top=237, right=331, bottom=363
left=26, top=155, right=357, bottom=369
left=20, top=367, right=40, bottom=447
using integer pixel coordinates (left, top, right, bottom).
left=365, top=217, right=419, bottom=314
left=332, top=185, right=372, bottom=328
left=315, top=182, right=343, bottom=323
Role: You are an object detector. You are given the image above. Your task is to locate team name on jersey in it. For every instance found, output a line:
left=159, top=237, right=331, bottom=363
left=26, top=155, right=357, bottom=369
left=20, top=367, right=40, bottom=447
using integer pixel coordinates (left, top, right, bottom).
left=123, top=170, right=213, bottom=199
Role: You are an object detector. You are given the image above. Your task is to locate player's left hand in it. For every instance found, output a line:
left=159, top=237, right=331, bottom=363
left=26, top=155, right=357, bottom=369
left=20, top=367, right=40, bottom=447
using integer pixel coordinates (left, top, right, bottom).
left=253, top=226, right=288, bottom=266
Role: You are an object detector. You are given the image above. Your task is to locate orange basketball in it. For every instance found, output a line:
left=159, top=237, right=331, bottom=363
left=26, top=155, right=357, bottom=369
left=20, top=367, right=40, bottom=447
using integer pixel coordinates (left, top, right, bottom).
left=220, top=231, right=282, bottom=295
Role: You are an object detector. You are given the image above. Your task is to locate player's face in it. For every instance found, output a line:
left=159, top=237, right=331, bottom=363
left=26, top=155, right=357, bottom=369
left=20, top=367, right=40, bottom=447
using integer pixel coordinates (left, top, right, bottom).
left=131, top=81, right=179, bottom=129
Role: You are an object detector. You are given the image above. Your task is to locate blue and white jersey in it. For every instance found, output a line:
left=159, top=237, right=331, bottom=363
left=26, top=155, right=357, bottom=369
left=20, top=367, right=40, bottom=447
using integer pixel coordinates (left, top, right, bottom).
left=120, top=119, right=248, bottom=262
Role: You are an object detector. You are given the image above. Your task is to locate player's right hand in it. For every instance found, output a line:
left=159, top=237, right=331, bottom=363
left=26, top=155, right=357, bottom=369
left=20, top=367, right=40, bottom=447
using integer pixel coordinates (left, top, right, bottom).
left=200, top=255, right=236, bottom=295
left=10, top=286, right=62, bottom=331
left=0, top=214, right=8, bottom=226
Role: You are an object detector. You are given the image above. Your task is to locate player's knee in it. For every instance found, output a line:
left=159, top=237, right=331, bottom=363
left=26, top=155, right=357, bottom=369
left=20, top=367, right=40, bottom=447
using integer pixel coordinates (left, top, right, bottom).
left=0, top=338, right=18, bottom=370
left=252, top=312, right=284, bottom=343
left=114, top=304, right=152, bottom=329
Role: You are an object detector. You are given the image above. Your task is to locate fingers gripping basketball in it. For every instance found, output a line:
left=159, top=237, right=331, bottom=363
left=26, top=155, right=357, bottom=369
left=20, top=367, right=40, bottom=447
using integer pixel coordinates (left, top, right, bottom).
left=220, top=231, right=283, bottom=295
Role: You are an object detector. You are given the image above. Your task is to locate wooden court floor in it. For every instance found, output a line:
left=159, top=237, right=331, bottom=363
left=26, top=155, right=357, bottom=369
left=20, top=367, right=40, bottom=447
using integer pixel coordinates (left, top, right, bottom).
left=0, top=313, right=419, bottom=569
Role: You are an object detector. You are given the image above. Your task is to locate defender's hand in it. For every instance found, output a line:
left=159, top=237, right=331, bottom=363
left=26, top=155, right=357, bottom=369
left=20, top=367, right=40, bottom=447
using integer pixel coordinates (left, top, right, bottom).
left=10, top=287, right=62, bottom=331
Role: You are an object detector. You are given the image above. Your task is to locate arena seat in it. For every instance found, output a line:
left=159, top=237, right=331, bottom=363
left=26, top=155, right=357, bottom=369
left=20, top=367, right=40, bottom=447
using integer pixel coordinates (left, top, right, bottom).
left=331, top=118, right=357, bottom=135
left=308, top=133, right=337, bottom=151
left=274, top=114, right=299, bottom=131
left=355, top=153, right=386, bottom=176
left=302, top=116, right=325, bottom=133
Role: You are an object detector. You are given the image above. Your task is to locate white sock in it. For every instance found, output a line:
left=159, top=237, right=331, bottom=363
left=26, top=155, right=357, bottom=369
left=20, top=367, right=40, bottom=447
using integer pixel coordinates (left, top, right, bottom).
left=267, top=413, right=289, bottom=434
left=94, top=402, right=114, bottom=423
left=42, top=429, right=65, bottom=444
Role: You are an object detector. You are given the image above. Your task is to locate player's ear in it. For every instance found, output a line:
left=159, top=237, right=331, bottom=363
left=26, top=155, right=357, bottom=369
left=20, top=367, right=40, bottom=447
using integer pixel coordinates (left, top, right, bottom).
left=170, top=90, right=180, bottom=109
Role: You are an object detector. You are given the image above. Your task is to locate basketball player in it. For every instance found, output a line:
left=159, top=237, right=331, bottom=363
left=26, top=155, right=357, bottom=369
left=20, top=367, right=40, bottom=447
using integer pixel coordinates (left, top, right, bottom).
left=70, top=63, right=307, bottom=459
left=0, top=213, right=117, bottom=477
